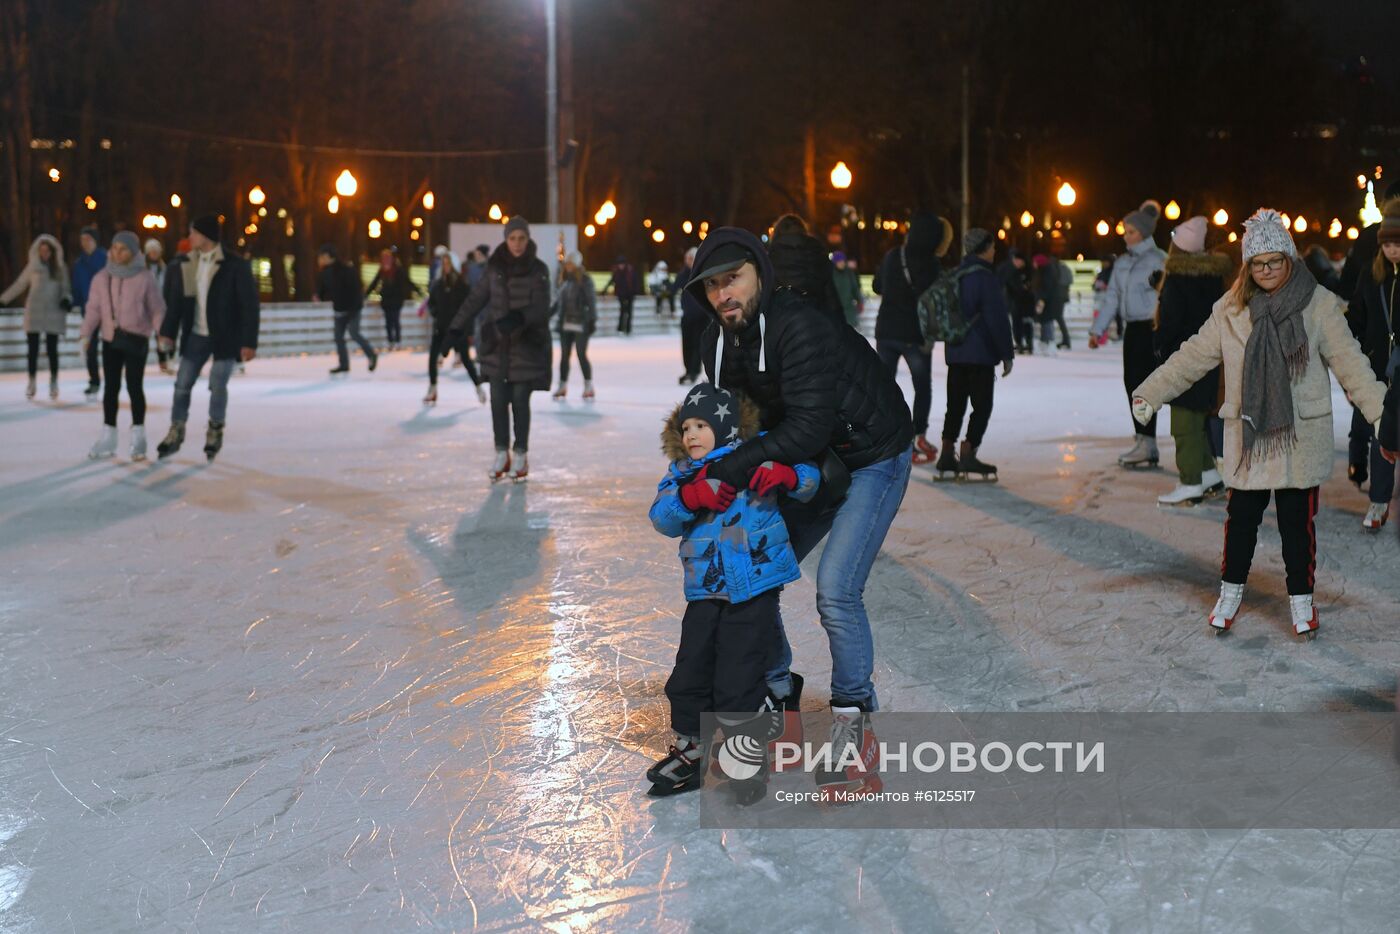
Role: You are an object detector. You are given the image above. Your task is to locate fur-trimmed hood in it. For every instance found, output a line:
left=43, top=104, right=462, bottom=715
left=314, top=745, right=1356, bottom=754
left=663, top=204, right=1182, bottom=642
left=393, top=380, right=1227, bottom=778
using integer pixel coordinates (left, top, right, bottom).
left=27, top=234, right=67, bottom=278
left=660, top=392, right=762, bottom=462
left=1164, top=250, right=1234, bottom=280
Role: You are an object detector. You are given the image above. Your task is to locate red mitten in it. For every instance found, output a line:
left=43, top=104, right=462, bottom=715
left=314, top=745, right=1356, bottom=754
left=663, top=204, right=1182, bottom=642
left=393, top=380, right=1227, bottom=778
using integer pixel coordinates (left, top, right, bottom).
left=680, top=466, right=737, bottom=513
left=749, top=461, right=798, bottom=497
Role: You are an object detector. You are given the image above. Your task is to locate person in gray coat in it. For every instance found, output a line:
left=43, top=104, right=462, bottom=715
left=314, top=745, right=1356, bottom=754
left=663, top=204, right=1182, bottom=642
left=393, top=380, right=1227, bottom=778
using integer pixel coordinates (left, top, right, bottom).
left=551, top=250, right=598, bottom=401
left=448, top=216, right=552, bottom=482
left=2, top=234, right=72, bottom=400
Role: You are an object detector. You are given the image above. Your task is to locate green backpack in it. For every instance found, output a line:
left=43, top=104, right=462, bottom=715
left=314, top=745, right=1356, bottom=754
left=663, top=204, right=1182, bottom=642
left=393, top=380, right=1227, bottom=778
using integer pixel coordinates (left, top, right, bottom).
left=914, top=266, right=981, bottom=350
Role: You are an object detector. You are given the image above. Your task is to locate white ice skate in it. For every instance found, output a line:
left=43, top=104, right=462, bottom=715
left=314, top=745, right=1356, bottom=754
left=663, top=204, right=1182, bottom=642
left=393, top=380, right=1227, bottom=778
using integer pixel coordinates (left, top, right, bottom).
left=88, top=425, right=117, bottom=460
left=1290, top=594, right=1319, bottom=639
left=1157, top=483, right=1205, bottom=507
left=1208, top=581, right=1244, bottom=634
left=1201, top=468, right=1225, bottom=498
left=583, top=380, right=595, bottom=401
left=49, top=377, right=59, bottom=400
left=552, top=382, right=566, bottom=401
left=423, top=384, right=438, bottom=406
left=1362, top=503, right=1389, bottom=532
left=488, top=450, right=511, bottom=483
left=130, top=425, right=147, bottom=462
left=476, top=384, right=488, bottom=404
left=25, top=376, right=36, bottom=399
left=509, top=451, right=529, bottom=483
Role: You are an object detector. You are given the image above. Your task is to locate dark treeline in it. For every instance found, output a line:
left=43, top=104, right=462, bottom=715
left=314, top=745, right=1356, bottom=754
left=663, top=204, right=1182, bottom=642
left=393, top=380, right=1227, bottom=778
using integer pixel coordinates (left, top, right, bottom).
left=2, top=0, right=1394, bottom=297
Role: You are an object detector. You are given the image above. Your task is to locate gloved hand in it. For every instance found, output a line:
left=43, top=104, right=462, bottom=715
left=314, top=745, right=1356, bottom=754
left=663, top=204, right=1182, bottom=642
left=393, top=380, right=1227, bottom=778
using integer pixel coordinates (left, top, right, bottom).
left=497, top=310, right=524, bottom=335
left=1131, top=395, right=1156, bottom=426
left=1002, top=358, right=1014, bottom=378
left=1088, top=334, right=1103, bottom=349
left=704, top=455, right=750, bottom=490
left=749, top=461, right=798, bottom=497
left=680, top=466, right=737, bottom=513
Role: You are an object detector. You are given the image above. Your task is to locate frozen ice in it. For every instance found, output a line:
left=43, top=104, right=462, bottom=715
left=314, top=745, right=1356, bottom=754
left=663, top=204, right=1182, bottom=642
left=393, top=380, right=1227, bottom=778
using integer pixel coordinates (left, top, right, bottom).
left=1, top=337, right=1397, bottom=930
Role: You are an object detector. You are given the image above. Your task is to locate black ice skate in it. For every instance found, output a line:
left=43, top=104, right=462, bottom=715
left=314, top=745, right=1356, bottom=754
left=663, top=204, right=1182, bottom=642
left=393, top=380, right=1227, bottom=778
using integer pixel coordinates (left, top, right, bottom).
left=157, top=422, right=185, bottom=459
left=646, top=739, right=705, bottom=797
left=203, top=421, right=224, bottom=462
left=957, top=441, right=998, bottom=482
left=934, top=440, right=959, bottom=481
left=767, top=671, right=804, bottom=771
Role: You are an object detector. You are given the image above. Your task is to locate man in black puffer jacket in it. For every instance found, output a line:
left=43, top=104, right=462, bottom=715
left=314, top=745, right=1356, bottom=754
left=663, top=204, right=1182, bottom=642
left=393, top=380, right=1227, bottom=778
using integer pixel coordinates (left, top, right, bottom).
left=687, top=226, right=913, bottom=724
left=766, top=213, right=846, bottom=329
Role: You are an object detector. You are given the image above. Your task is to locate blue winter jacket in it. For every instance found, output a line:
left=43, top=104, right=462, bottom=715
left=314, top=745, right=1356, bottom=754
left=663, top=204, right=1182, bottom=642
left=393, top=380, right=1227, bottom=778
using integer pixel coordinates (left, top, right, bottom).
left=649, top=440, right=820, bottom=603
left=71, top=247, right=107, bottom=306
left=945, top=255, right=1015, bottom=367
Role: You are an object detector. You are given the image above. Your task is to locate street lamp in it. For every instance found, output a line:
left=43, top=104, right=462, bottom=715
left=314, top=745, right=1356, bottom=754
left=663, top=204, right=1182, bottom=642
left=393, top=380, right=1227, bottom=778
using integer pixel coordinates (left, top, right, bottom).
left=1056, top=182, right=1076, bottom=207
left=1096, top=220, right=1110, bottom=236
left=1212, top=209, right=1229, bottom=226
left=1019, top=211, right=1034, bottom=228
left=328, top=196, right=340, bottom=214
left=248, top=185, right=266, bottom=205
left=170, top=193, right=182, bottom=208
left=830, top=161, right=853, bottom=190
left=368, top=219, right=381, bottom=239
left=48, top=168, right=60, bottom=182
left=384, top=205, right=399, bottom=223
left=683, top=220, right=693, bottom=234
left=584, top=224, right=596, bottom=238
left=1164, top=200, right=1181, bottom=220
left=652, top=229, right=665, bottom=243
left=335, top=170, right=358, bottom=198
left=422, top=190, right=435, bottom=211
left=1292, top=215, right=1307, bottom=234
left=489, top=203, right=503, bottom=221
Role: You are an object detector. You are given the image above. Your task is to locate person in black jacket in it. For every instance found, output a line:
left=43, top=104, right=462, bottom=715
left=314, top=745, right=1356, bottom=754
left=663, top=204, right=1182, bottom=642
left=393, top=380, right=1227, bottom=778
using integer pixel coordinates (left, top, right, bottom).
left=765, top=213, right=845, bottom=328
left=1339, top=179, right=1400, bottom=300
left=676, top=247, right=704, bottom=384
left=155, top=215, right=260, bottom=461
left=873, top=213, right=955, bottom=464
left=1345, top=201, right=1400, bottom=529
left=1150, top=218, right=1232, bottom=506
left=423, top=251, right=484, bottom=406
left=685, top=226, right=913, bottom=732
left=997, top=249, right=1036, bottom=354
left=318, top=245, right=377, bottom=376
left=603, top=255, right=639, bottom=334
left=365, top=247, right=421, bottom=350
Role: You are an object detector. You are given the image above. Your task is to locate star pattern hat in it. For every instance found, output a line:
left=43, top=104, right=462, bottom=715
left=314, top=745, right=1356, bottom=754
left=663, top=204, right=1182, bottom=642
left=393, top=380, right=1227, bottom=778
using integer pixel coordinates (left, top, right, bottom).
left=678, top=383, right=740, bottom=446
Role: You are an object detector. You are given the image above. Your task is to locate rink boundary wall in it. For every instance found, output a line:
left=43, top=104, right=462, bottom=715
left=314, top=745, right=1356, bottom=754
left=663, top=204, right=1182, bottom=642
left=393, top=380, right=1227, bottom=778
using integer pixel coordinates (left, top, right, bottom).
left=1, top=289, right=1099, bottom=373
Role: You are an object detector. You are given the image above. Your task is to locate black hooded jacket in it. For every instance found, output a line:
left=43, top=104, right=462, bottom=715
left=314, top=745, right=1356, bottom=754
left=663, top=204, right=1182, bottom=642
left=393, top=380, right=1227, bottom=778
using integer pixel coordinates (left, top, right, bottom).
left=766, top=232, right=845, bottom=328
left=693, top=228, right=913, bottom=487
left=874, top=214, right=948, bottom=344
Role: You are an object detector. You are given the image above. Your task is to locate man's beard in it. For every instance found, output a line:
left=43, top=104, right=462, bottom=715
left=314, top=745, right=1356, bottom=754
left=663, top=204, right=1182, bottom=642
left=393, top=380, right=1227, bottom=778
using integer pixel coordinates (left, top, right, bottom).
left=716, top=293, right=761, bottom=332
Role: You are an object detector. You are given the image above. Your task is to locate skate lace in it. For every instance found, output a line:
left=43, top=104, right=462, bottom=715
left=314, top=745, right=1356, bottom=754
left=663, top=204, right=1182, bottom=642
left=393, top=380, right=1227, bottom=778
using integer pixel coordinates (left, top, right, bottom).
left=830, top=715, right=862, bottom=752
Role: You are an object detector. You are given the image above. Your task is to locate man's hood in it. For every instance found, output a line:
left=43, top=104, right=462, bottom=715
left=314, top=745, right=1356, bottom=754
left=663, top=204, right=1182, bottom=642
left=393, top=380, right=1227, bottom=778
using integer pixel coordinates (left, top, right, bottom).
left=683, top=227, right=776, bottom=327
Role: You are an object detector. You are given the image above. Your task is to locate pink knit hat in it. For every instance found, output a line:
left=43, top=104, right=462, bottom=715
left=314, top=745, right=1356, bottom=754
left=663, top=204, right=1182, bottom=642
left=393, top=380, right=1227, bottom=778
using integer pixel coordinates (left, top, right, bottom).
left=1170, top=216, right=1208, bottom=254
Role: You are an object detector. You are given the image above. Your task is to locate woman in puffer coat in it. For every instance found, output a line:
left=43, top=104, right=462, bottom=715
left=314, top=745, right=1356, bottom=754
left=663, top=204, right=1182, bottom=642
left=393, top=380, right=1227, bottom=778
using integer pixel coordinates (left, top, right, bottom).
left=80, top=231, right=165, bottom=460
left=448, top=216, right=552, bottom=482
left=2, top=234, right=72, bottom=400
left=1132, top=209, right=1387, bottom=639
left=551, top=250, right=598, bottom=401
left=1150, top=216, right=1233, bottom=506
left=425, top=251, right=485, bottom=406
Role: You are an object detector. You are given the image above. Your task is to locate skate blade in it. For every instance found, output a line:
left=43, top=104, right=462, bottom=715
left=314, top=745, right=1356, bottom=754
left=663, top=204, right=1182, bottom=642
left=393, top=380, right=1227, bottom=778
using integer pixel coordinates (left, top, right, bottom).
left=1296, top=629, right=1319, bottom=641
left=817, top=773, right=884, bottom=805
left=933, top=471, right=958, bottom=482
left=646, top=778, right=703, bottom=797
left=1158, top=500, right=1202, bottom=508
left=1119, top=461, right=1160, bottom=470
left=511, top=475, right=529, bottom=484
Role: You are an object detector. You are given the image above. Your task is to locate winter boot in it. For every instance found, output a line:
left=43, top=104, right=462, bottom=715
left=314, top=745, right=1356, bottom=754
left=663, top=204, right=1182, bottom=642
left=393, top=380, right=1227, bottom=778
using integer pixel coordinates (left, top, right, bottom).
left=25, top=376, right=36, bottom=399
left=488, top=449, right=511, bottom=483
left=552, top=381, right=567, bottom=400
left=84, top=380, right=100, bottom=398
left=1209, top=581, right=1244, bottom=634
left=911, top=435, right=937, bottom=465
left=49, top=377, right=59, bottom=400
left=203, top=421, right=224, bottom=462
left=88, top=425, right=117, bottom=460
left=475, top=384, right=488, bottom=404
left=509, top=450, right=529, bottom=483
left=1118, top=436, right=1159, bottom=469
left=646, top=736, right=705, bottom=797
left=1157, top=482, right=1205, bottom=507
left=1290, top=593, right=1319, bottom=639
left=1201, top=468, right=1225, bottom=498
left=1362, top=503, right=1389, bottom=532
left=423, top=383, right=438, bottom=406
left=157, top=422, right=185, bottom=459
left=367, top=353, right=378, bottom=373
left=815, top=703, right=882, bottom=803
left=130, top=425, right=147, bottom=462
left=958, top=440, right=998, bottom=481
left=583, top=379, right=596, bottom=401
left=934, top=438, right=960, bottom=481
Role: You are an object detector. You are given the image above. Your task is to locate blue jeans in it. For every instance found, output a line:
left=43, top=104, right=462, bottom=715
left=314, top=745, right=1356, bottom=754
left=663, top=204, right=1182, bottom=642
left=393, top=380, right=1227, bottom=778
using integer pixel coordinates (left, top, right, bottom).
left=769, top=446, right=913, bottom=709
left=171, top=333, right=236, bottom=425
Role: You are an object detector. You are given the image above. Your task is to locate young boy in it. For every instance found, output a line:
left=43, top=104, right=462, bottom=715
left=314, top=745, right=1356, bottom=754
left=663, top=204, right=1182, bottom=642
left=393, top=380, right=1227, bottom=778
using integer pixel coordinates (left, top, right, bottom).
left=646, top=383, right=820, bottom=799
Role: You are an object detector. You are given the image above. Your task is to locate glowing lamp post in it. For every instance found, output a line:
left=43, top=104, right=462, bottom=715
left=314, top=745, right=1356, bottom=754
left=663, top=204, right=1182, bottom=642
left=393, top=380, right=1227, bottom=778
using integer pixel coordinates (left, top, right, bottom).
left=1055, top=182, right=1076, bottom=207
left=383, top=205, right=399, bottom=223
left=1019, top=211, right=1034, bottom=228
left=248, top=185, right=266, bottom=206
left=335, top=170, right=358, bottom=198
left=1164, top=200, right=1181, bottom=220
left=488, top=203, right=504, bottom=221
left=830, top=161, right=853, bottom=190
left=327, top=196, right=340, bottom=214
left=1212, top=209, right=1229, bottom=226
left=1095, top=220, right=1110, bottom=236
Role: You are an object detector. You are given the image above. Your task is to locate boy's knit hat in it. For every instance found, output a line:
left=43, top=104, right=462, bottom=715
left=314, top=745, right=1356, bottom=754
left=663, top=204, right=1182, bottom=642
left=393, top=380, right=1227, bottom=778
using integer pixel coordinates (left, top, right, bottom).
left=678, top=383, right=740, bottom=446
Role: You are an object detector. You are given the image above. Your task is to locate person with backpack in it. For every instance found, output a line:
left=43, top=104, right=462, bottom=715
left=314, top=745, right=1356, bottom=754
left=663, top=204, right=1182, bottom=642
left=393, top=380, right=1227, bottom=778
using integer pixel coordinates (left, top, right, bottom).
left=874, top=213, right=955, bottom=464
left=318, top=245, right=377, bottom=375
left=933, top=229, right=1015, bottom=480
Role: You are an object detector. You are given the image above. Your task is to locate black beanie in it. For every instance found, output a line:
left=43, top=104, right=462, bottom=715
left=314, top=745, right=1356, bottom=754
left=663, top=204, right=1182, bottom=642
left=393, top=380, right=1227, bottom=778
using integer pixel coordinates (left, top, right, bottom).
left=192, top=215, right=221, bottom=243
left=678, top=384, right=740, bottom=447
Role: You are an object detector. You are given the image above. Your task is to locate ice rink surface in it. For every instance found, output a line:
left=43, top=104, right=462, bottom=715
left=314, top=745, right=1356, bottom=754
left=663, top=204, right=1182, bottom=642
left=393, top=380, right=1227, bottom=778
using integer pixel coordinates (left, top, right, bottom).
left=1, top=335, right=1397, bottom=932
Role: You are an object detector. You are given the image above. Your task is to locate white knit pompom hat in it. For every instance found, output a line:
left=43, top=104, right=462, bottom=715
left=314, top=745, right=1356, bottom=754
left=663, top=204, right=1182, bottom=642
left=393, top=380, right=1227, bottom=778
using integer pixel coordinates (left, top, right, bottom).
left=1240, top=208, right=1297, bottom=262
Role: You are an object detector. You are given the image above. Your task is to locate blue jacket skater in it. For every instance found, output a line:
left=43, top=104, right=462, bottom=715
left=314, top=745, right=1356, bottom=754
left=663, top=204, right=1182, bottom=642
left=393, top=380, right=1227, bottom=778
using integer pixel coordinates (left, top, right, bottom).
left=649, top=395, right=820, bottom=603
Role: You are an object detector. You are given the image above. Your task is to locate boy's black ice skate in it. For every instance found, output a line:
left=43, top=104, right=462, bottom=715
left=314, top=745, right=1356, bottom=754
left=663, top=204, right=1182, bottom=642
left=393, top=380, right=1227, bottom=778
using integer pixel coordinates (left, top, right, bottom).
left=157, top=422, right=185, bottom=459
left=204, top=421, right=224, bottom=462
left=934, top=440, right=959, bottom=482
left=647, top=739, right=705, bottom=797
left=957, top=441, right=997, bottom=482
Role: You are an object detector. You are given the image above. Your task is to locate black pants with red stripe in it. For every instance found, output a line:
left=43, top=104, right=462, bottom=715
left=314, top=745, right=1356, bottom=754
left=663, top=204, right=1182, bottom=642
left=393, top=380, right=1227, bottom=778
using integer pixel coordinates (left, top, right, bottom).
left=1222, top=487, right=1319, bottom=595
